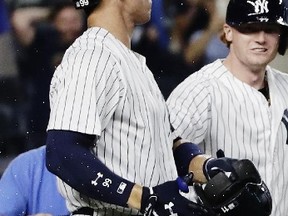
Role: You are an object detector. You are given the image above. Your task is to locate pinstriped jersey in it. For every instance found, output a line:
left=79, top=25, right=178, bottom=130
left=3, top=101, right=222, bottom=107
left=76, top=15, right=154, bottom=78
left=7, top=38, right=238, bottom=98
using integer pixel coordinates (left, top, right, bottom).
left=167, top=59, right=288, bottom=216
left=47, top=27, right=178, bottom=214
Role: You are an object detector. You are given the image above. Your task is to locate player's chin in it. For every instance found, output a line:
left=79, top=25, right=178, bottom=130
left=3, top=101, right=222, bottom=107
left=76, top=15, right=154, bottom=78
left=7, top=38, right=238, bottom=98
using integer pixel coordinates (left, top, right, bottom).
left=249, top=52, right=276, bottom=65
left=136, top=14, right=151, bottom=25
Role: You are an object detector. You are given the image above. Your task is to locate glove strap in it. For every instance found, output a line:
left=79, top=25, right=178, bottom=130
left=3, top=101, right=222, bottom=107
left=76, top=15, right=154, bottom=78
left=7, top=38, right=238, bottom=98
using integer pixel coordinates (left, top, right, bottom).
left=203, top=157, right=214, bottom=180
left=141, top=187, right=158, bottom=216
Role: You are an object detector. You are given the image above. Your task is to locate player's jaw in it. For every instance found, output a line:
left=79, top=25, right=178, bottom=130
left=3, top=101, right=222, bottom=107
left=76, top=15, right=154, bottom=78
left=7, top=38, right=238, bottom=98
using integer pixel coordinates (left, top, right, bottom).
left=248, top=45, right=277, bottom=63
left=136, top=0, right=152, bottom=24
left=125, top=0, right=152, bottom=25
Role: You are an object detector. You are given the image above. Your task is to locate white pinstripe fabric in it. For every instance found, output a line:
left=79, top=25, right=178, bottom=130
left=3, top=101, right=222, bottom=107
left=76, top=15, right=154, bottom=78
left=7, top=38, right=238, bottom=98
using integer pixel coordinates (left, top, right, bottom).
left=167, top=59, right=288, bottom=216
left=47, top=27, right=178, bottom=214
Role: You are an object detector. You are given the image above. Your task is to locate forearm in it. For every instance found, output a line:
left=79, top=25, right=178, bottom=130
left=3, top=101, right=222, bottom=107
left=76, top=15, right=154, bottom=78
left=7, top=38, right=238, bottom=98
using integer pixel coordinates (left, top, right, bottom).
left=11, top=7, right=50, bottom=46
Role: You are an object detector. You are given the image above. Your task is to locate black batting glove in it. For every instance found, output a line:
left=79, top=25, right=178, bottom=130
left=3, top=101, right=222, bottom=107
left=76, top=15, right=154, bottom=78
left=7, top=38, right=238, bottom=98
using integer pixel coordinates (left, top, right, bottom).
left=203, top=149, right=239, bottom=180
left=140, top=180, right=214, bottom=216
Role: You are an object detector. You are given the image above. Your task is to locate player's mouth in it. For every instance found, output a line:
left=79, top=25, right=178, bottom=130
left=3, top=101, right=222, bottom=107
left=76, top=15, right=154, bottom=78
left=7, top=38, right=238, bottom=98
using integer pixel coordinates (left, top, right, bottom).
left=251, top=47, right=268, bottom=53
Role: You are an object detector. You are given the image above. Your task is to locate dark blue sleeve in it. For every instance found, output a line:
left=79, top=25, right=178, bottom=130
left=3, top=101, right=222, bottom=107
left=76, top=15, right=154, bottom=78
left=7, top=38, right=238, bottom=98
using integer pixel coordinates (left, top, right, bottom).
left=173, top=142, right=204, bottom=177
left=46, top=130, right=135, bottom=207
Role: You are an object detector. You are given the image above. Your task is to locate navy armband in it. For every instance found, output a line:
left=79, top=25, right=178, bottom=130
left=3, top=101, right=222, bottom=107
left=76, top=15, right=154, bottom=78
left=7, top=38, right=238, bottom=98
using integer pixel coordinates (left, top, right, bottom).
left=46, top=130, right=135, bottom=207
left=173, top=142, right=203, bottom=177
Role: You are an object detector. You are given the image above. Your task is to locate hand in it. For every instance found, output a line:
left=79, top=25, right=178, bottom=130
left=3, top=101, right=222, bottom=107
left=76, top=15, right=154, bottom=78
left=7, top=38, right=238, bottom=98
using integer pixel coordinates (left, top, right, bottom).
left=140, top=180, right=214, bottom=216
left=203, top=149, right=238, bottom=180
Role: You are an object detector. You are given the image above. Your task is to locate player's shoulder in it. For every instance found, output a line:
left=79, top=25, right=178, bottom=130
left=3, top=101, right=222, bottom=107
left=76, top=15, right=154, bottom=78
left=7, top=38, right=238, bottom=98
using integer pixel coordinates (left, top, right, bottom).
left=168, top=60, right=224, bottom=101
left=2, top=146, right=46, bottom=178
left=182, top=59, right=226, bottom=86
left=66, top=28, right=111, bottom=53
left=9, top=146, right=46, bottom=167
left=267, top=65, right=288, bottom=81
left=58, top=28, right=121, bottom=72
left=77, top=27, right=127, bottom=56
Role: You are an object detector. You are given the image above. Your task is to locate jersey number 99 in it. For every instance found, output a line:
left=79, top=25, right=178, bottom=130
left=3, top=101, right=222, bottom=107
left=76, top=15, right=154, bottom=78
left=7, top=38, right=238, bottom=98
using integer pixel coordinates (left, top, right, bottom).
left=79, top=0, right=89, bottom=7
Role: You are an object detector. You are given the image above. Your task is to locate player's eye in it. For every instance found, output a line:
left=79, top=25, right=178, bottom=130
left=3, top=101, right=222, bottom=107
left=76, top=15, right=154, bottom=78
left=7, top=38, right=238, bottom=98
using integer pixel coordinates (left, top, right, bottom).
left=236, top=24, right=281, bottom=34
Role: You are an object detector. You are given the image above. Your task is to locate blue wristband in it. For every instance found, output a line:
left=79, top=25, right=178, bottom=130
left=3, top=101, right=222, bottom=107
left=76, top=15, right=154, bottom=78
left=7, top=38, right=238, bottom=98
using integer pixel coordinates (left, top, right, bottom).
left=173, top=142, right=203, bottom=177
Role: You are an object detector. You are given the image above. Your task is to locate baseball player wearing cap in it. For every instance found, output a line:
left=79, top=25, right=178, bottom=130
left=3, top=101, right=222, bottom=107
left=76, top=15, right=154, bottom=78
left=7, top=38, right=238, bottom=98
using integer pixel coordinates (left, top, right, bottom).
left=167, top=0, right=288, bottom=215
left=44, top=0, right=241, bottom=215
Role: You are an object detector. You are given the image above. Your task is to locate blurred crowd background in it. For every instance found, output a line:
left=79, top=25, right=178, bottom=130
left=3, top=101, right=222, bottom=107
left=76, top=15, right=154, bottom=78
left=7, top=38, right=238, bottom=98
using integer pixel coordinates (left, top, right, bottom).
left=0, top=0, right=287, bottom=176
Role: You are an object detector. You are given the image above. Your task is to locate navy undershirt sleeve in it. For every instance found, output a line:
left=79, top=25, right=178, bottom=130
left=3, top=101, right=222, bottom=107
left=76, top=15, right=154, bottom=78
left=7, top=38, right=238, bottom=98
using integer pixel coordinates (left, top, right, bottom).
left=173, top=142, right=204, bottom=177
left=46, top=130, right=135, bottom=207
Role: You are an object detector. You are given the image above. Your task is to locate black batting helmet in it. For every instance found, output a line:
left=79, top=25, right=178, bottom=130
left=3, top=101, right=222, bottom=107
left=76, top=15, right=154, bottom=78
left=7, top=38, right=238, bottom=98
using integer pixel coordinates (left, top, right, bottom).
left=194, top=159, right=272, bottom=216
left=73, top=0, right=99, bottom=9
left=226, top=0, right=288, bottom=26
left=72, top=0, right=100, bottom=16
left=226, top=0, right=288, bottom=55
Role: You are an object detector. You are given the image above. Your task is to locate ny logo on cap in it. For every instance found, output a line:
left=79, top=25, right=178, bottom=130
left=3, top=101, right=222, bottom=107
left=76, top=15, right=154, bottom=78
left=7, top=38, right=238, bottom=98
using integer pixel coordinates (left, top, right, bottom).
left=247, top=0, right=269, bottom=15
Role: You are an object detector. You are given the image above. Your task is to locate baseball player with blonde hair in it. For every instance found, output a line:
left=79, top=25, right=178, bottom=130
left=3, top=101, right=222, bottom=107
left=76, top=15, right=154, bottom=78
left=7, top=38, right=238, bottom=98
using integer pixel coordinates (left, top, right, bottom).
left=167, top=0, right=288, bottom=215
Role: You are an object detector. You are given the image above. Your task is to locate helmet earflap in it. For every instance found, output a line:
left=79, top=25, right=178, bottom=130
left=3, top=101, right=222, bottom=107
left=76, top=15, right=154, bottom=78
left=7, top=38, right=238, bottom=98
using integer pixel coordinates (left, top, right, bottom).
left=278, top=29, right=288, bottom=55
left=278, top=5, right=288, bottom=55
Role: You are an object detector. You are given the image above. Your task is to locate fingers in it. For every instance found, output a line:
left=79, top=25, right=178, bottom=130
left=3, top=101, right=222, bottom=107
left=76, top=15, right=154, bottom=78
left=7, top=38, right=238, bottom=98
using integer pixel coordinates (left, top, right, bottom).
left=177, top=172, right=194, bottom=193
left=216, top=149, right=225, bottom=158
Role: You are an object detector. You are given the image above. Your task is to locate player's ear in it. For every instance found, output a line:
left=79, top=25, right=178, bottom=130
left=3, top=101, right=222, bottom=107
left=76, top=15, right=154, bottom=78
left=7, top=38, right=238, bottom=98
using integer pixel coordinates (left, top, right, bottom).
left=223, top=24, right=232, bottom=43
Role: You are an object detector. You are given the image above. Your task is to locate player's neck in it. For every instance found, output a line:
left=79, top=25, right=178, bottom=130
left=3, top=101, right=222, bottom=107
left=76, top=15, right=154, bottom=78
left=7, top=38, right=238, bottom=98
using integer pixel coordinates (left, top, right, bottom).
left=87, top=8, right=133, bottom=48
left=223, top=57, right=266, bottom=90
